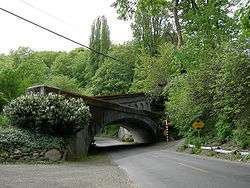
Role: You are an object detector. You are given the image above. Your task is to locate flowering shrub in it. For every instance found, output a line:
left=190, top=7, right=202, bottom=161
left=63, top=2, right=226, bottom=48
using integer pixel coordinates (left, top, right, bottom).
left=3, top=94, right=91, bottom=136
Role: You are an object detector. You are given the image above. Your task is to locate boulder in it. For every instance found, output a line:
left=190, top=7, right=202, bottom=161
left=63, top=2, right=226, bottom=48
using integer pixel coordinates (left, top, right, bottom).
left=44, top=149, right=62, bottom=161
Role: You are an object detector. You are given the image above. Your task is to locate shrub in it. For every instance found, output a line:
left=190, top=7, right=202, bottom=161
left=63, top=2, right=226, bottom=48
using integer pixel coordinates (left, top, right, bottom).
left=0, top=92, right=8, bottom=112
left=233, top=121, right=250, bottom=149
left=0, top=125, right=65, bottom=152
left=3, top=94, right=91, bottom=136
left=0, top=115, right=9, bottom=128
left=215, top=117, right=232, bottom=143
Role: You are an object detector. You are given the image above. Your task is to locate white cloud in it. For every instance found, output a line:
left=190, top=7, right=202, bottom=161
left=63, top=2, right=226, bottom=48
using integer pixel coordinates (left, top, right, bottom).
left=0, top=0, right=132, bottom=54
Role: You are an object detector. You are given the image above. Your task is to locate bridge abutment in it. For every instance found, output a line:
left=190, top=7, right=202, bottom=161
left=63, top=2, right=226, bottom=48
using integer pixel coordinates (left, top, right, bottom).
left=66, top=125, right=92, bottom=160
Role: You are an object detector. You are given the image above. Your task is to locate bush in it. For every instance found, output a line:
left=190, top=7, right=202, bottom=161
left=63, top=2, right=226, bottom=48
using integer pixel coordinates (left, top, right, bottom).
left=0, top=125, right=65, bottom=152
left=233, top=121, right=250, bottom=149
left=3, top=94, right=91, bottom=136
left=215, top=117, right=232, bottom=143
left=0, top=93, right=8, bottom=112
left=0, top=115, right=9, bottom=128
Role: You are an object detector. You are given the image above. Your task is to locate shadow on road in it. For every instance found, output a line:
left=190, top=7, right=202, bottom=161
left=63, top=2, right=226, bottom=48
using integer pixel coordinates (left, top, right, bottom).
left=89, top=140, right=165, bottom=160
left=89, top=137, right=181, bottom=160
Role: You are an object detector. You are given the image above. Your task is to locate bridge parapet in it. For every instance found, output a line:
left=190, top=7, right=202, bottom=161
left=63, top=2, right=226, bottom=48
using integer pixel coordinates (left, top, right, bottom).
left=27, top=85, right=160, bottom=118
left=95, top=93, right=151, bottom=111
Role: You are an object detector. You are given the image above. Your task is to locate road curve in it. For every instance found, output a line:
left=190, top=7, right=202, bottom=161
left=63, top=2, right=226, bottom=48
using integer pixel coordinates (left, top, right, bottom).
left=96, top=138, right=250, bottom=188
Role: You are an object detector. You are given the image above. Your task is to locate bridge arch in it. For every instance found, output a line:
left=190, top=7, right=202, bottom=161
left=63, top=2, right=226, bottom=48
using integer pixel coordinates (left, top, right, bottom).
left=101, top=117, right=158, bottom=143
left=99, top=111, right=158, bottom=143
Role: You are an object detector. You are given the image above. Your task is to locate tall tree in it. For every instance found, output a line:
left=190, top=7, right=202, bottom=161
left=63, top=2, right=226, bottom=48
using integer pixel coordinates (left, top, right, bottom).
left=172, top=0, right=183, bottom=48
left=88, top=16, right=111, bottom=76
left=113, top=0, right=179, bottom=54
left=87, top=43, right=136, bottom=95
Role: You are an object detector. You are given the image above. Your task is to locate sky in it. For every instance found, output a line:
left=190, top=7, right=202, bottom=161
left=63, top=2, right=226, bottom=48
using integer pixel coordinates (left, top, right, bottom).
left=0, top=0, right=132, bottom=54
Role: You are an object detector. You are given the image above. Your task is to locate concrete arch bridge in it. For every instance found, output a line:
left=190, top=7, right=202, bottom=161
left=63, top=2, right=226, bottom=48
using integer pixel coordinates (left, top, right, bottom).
left=27, top=85, right=162, bottom=158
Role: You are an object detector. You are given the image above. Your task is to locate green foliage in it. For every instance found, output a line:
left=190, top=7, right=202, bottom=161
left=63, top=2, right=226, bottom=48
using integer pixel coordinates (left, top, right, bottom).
left=102, top=125, right=120, bottom=137
left=232, top=121, right=250, bottom=149
left=166, top=75, right=202, bottom=136
left=87, top=44, right=136, bottom=95
left=9, top=47, right=33, bottom=67
left=215, top=118, right=232, bottom=143
left=166, top=41, right=249, bottom=145
left=0, top=115, right=9, bottom=128
left=213, top=44, right=250, bottom=121
left=238, top=3, right=250, bottom=37
left=16, top=60, right=49, bottom=93
left=45, top=75, right=81, bottom=93
left=0, top=93, right=8, bottom=112
left=114, top=0, right=177, bottom=54
left=3, top=94, right=91, bottom=136
left=183, top=0, right=237, bottom=48
left=0, top=0, right=249, bottom=149
left=88, top=16, right=111, bottom=76
left=0, top=125, right=65, bottom=152
left=51, top=48, right=89, bottom=87
left=131, top=43, right=177, bottom=97
left=0, top=68, right=20, bottom=106
left=30, top=51, right=60, bottom=68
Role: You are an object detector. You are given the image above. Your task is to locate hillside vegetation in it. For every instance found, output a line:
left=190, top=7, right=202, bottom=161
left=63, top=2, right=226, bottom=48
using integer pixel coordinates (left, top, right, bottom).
left=0, top=1, right=249, bottom=148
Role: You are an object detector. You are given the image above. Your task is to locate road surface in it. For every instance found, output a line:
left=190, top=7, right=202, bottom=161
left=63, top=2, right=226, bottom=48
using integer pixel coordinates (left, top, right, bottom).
left=96, top=137, right=250, bottom=188
left=1, top=138, right=249, bottom=188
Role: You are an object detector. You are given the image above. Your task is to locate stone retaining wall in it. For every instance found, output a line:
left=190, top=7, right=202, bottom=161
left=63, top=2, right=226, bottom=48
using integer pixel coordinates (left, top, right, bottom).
left=0, top=148, right=65, bottom=162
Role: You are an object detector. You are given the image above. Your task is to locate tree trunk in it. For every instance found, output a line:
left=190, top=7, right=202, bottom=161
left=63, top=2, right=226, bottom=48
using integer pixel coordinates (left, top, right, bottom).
left=173, top=0, right=183, bottom=48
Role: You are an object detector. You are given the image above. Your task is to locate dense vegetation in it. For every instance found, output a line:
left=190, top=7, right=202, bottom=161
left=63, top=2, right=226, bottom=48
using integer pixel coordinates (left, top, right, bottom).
left=3, top=94, right=91, bottom=136
left=0, top=1, right=249, bottom=148
left=0, top=124, right=65, bottom=153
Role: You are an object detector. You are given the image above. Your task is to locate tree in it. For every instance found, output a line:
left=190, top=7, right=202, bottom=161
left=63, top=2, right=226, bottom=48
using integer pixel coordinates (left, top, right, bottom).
left=130, top=43, right=177, bottom=97
left=15, top=59, right=49, bottom=94
left=87, top=44, right=136, bottom=95
left=9, top=47, right=33, bottom=67
left=29, top=51, right=60, bottom=68
left=0, top=55, right=20, bottom=109
left=45, top=75, right=82, bottom=93
left=113, top=0, right=180, bottom=54
left=51, top=48, right=89, bottom=87
left=87, top=16, right=111, bottom=76
left=182, top=0, right=238, bottom=48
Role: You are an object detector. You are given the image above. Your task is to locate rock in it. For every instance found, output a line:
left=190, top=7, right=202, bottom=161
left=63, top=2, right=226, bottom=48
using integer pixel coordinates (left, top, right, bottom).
left=39, top=151, right=46, bottom=157
left=13, top=155, right=21, bottom=160
left=33, top=152, right=39, bottom=157
left=14, top=149, right=22, bottom=155
left=32, top=152, right=39, bottom=159
left=21, top=156, right=29, bottom=160
left=44, top=149, right=62, bottom=161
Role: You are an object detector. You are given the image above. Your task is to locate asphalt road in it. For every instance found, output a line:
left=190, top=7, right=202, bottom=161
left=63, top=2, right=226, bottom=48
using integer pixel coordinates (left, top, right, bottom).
left=95, top=138, right=250, bottom=188
left=1, top=138, right=249, bottom=188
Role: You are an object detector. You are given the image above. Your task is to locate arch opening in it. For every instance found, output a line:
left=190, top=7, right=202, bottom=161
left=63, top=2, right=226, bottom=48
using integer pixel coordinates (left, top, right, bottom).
left=99, top=118, right=157, bottom=144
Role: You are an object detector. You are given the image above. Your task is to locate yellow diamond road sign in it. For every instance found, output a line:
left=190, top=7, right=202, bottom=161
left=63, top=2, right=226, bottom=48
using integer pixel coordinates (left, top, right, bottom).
left=192, top=119, right=205, bottom=129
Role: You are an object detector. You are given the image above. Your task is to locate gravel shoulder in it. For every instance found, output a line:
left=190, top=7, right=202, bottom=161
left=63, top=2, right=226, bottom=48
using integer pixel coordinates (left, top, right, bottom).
left=0, top=154, right=137, bottom=188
